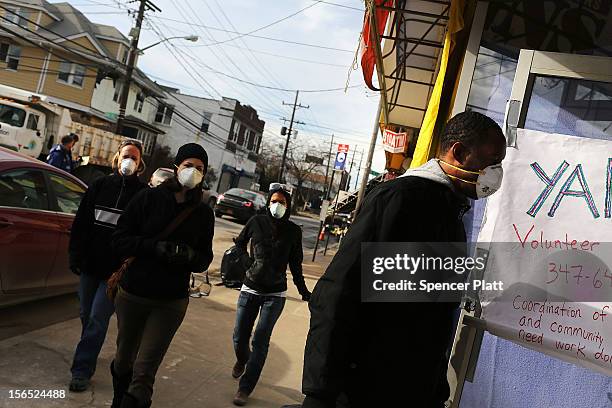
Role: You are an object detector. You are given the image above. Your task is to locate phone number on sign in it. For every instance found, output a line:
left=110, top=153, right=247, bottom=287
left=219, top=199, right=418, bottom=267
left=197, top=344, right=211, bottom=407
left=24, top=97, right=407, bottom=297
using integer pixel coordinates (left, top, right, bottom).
left=8, top=390, right=66, bottom=399
left=547, top=263, right=612, bottom=288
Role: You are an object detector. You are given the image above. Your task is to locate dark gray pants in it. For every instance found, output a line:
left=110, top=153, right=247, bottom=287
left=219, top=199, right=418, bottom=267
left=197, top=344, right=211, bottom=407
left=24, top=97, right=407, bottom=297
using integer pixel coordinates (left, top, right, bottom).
left=114, top=288, right=188, bottom=405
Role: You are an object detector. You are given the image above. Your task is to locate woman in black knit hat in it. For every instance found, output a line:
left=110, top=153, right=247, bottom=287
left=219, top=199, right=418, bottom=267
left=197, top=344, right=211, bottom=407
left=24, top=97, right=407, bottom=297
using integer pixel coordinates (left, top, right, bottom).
left=109, top=143, right=215, bottom=408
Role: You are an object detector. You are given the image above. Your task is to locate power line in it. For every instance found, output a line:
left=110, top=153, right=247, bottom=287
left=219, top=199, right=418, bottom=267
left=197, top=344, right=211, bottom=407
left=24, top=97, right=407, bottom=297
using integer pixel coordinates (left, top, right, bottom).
left=149, top=15, right=354, bottom=53
left=194, top=1, right=324, bottom=47
left=164, top=1, right=287, bottom=117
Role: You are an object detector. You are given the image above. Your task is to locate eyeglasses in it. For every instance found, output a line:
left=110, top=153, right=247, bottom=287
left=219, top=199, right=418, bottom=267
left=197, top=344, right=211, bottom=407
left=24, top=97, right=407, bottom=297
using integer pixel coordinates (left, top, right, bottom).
left=120, top=139, right=143, bottom=149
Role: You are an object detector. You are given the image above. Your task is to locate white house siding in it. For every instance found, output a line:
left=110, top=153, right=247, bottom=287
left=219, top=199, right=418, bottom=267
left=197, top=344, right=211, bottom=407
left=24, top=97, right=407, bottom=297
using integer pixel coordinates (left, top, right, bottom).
left=156, top=92, right=261, bottom=183
left=91, top=78, right=156, bottom=123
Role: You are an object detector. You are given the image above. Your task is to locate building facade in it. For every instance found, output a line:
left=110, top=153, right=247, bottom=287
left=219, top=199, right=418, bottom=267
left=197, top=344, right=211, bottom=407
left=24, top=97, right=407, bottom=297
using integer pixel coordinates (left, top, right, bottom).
left=155, top=87, right=265, bottom=193
left=0, top=0, right=165, bottom=155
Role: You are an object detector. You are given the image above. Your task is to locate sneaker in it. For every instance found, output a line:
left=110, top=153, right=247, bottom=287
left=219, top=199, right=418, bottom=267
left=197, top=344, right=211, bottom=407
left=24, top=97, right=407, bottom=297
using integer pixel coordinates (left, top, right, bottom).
left=233, top=390, right=249, bottom=406
left=69, top=376, right=90, bottom=392
left=232, top=361, right=245, bottom=379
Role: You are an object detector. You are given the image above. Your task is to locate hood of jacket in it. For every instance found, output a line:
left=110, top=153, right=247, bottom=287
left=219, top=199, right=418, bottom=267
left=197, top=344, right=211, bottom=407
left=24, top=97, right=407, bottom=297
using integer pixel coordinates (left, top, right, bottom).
left=266, top=187, right=291, bottom=221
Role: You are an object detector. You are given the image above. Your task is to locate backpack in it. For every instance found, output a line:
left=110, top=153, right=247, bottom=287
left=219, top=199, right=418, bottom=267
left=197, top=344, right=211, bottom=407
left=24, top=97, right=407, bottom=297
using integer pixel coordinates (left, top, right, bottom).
left=220, top=245, right=252, bottom=288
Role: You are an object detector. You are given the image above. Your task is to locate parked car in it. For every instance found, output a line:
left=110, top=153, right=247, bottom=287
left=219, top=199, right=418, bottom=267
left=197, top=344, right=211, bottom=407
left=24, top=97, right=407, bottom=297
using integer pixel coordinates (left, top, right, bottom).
left=215, top=188, right=267, bottom=223
left=149, top=167, right=218, bottom=208
left=0, top=146, right=87, bottom=308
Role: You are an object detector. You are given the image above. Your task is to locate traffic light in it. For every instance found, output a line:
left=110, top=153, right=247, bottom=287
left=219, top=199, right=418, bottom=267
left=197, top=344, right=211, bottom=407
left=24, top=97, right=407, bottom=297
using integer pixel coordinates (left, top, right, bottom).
left=280, top=126, right=287, bottom=135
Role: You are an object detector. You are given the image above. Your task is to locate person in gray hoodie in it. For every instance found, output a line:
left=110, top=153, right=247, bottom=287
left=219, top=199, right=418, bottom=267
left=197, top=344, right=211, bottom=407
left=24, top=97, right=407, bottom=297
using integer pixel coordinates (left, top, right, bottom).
left=293, top=111, right=507, bottom=408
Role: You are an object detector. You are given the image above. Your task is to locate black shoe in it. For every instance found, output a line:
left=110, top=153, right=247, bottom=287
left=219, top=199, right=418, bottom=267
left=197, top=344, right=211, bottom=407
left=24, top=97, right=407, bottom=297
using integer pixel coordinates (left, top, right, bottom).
left=119, top=392, right=151, bottom=408
left=69, top=376, right=90, bottom=392
left=111, top=360, right=132, bottom=408
left=232, top=361, right=246, bottom=379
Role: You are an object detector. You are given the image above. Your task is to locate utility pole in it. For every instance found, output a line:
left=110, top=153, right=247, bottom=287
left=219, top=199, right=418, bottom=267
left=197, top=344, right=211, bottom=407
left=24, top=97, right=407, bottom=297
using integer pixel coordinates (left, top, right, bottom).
left=278, top=90, right=309, bottom=182
left=115, top=0, right=161, bottom=135
left=355, top=98, right=383, bottom=214
left=354, top=149, right=364, bottom=190
left=322, top=134, right=334, bottom=198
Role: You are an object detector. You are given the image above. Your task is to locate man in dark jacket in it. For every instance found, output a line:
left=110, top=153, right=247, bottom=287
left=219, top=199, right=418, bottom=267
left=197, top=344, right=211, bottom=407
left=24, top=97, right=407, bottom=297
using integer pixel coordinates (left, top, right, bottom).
left=47, top=134, right=77, bottom=173
left=296, top=112, right=506, bottom=408
left=231, top=185, right=311, bottom=406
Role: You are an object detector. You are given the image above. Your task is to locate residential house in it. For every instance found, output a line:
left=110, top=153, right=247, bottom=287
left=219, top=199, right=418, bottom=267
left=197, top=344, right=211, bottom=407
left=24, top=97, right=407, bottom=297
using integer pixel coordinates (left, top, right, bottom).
left=155, top=87, right=265, bottom=193
left=0, top=0, right=165, bottom=156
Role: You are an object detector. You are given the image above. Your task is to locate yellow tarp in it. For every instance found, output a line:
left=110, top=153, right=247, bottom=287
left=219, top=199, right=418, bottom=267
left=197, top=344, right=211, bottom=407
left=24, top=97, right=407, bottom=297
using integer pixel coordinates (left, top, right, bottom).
left=409, top=0, right=466, bottom=168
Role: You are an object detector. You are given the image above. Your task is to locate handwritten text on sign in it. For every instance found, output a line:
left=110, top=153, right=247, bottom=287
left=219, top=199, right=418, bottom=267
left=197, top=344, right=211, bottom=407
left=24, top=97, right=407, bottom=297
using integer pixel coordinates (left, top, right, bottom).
left=478, top=129, right=612, bottom=376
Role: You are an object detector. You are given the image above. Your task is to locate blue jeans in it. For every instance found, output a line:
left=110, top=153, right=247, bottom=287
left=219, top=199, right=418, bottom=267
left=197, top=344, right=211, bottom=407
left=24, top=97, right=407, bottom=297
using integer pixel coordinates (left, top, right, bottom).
left=70, top=273, right=115, bottom=379
left=232, top=291, right=286, bottom=395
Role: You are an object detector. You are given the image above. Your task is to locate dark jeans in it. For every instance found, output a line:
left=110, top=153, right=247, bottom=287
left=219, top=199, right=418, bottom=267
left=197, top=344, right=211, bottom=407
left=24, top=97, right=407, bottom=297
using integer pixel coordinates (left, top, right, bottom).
left=232, top=291, right=286, bottom=395
left=113, top=287, right=188, bottom=405
left=71, top=273, right=115, bottom=379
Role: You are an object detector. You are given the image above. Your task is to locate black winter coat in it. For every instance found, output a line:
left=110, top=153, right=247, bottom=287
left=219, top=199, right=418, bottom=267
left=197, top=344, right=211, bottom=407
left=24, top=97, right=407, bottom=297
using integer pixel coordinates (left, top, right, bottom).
left=69, top=173, right=146, bottom=280
left=235, top=214, right=309, bottom=295
left=112, top=186, right=215, bottom=300
left=302, top=176, right=469, bottom=408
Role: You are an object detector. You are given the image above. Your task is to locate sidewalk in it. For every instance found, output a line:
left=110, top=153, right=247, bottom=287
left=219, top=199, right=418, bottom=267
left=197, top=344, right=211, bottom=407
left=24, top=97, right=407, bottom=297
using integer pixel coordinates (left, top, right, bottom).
left=0, top=229, right=336, bottom=408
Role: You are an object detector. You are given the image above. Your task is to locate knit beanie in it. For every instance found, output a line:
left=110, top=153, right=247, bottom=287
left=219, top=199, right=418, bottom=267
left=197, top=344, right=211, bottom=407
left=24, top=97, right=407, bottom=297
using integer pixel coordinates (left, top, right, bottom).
left=174, top=143, right=208, bottom=168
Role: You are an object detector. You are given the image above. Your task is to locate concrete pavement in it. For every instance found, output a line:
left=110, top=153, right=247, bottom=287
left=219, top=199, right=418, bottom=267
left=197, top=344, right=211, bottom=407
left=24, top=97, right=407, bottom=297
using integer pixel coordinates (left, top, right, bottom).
left=0, top=225, right=337, bottom=408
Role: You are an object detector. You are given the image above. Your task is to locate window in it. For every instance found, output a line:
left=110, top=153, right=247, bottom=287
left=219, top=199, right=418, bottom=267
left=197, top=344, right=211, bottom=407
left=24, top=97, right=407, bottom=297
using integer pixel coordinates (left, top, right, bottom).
left=0, top=169, right=48, bottom=210
left=0, top=104, right=26, bottom=127
left=154, top=104, right=173, bottom=125
left=26, top=113, right=40, bottom=130
left=133, top=92, right=144, bottom=113
left=4, top=7, right=28, bottom=28
left=113, top=81, right=123, bottom=103
left=48, top=173, right=84, bottom=214
left=247, top=129, right=255, bottom=150
left=135, top=129, right=155, bottom=155
left=0, top=43, right=21, bottom=70
left=200, top=112, right=211, bottom=133
left=57, top=61, right=86, bottom=87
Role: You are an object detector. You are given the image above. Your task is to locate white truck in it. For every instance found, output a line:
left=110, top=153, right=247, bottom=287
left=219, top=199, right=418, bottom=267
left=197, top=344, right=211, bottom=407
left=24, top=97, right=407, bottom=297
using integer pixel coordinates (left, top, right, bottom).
left=0, top=84, right=125, bottom=175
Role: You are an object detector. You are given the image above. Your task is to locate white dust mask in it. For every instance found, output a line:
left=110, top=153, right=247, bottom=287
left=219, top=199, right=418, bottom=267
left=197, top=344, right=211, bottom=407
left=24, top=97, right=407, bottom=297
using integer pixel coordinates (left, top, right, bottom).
left=120, top=158, right=137, bottom=176
left=440, top=161, right=503, bottom=199
left=177, top=167, right=203, bottom=189
left=269, top=202, right=286, bottom=219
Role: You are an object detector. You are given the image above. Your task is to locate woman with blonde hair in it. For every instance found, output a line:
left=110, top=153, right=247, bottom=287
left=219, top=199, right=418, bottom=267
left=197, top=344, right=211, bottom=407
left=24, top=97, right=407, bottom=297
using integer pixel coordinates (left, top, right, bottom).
left=68, top=139, right=146, bottom=393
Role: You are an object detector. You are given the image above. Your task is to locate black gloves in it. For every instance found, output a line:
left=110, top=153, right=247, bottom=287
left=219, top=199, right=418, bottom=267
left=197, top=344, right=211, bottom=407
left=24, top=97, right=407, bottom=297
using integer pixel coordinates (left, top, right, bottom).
left=301, top=290, right=312, bottom=302
left=156, top=241, right=196, bottom=265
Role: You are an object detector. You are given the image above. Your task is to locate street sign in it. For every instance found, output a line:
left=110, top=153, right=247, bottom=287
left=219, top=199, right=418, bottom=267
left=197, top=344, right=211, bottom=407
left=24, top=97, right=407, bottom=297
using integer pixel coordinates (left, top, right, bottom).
left=382, top=129, right=407, bottom=153
left=370, top=169, right=381, bottom=176
left=334, top=144, right=349, bottom=170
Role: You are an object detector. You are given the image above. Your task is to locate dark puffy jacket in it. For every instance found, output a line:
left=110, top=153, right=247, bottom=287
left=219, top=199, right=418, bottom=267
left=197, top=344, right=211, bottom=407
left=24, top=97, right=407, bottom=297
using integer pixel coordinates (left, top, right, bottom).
left=69, top=173, right=146, bottom=280
left=301, top=176, right=469, bottom=408
left=234, top=189, right=309, bottom=296
left=47, top=144, right=74, bottom=173
left=111, top=185, right=215, bottom=300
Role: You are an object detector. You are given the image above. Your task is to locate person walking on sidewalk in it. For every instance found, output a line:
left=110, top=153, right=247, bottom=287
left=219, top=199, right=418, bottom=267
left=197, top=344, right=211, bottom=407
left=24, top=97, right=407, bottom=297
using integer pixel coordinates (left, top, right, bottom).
left=110, top=143, right=214, bottom=408
left=68, top=139, right=146, bottom=392
left=296, top=112, right=507, bottom=408
left=231, top=184, right=312, bottom=406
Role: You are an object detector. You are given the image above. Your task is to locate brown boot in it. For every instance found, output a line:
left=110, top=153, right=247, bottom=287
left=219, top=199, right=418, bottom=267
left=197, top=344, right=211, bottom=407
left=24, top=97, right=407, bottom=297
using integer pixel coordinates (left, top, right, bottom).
left=232, top=361, right=245, bottom=378
left=232, top=389, right=249, bottom=406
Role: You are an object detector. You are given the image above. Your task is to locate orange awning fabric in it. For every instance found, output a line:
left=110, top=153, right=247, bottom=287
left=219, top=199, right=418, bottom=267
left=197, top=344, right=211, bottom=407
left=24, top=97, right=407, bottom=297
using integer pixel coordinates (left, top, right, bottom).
left=361, top=0, right=394, bottom=91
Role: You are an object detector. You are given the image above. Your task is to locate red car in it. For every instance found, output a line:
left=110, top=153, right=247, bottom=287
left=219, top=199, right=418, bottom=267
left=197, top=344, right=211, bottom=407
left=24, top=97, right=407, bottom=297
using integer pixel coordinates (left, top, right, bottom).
left=0, top=147, right=86, bottom=307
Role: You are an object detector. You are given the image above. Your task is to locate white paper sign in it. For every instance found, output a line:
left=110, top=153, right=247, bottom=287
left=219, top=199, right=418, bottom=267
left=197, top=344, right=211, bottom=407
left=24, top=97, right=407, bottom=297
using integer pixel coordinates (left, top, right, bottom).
left=478, top=128, right=612, bottom=376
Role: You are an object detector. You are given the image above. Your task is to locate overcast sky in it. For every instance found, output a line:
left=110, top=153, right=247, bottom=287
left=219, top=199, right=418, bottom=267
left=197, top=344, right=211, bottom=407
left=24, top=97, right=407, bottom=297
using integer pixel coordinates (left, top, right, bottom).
left=69, top=0, right=386, bottom=188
